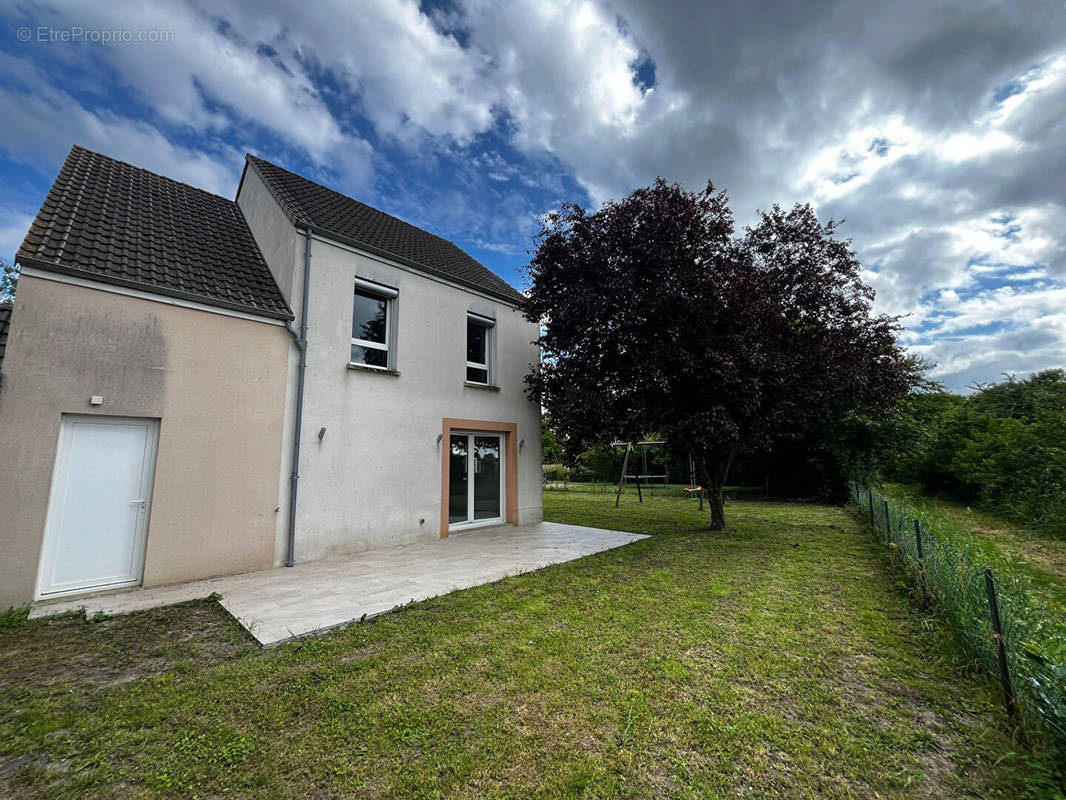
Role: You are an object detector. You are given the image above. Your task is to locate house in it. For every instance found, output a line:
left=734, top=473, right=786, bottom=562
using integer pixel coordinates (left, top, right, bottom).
left=235, top=155, right=543, bottom=564
left=0, top=147, right=292, bottom=607
left=0, top=146, right=541, bottom=610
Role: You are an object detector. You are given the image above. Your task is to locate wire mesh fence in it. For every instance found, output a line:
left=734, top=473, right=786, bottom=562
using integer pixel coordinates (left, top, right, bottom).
left=849, top=482, right=1066, bottom=758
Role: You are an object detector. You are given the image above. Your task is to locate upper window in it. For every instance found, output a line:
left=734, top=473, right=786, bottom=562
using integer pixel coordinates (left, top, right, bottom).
left=466, top=314, right=494, bottom=384
left=351, top=279, right=397, bottom=369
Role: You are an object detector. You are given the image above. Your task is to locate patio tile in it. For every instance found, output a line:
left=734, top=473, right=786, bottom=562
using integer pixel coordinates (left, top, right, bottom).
left=30, top=522, right=647, bottom=646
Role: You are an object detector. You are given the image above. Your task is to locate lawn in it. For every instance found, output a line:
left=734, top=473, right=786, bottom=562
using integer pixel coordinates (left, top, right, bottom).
left=0, top=490, right=1051, bottom=798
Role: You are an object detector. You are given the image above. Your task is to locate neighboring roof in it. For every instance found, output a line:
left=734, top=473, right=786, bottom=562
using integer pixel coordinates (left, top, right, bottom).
left=17, top=146, right=292, bottom=320
left=0, top=300, right=11, bottom=373
left=244, top=155, right=525, bottom=305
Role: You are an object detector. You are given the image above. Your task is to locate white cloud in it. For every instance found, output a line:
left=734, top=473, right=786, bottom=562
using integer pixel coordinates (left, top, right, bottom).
left=910, top=308, right=1066, bottom=389
left=2, top=0, right=1064, bottom=391
left=287, top=0, right=495, bottom=145
left=462, top=0, right=645, bottom=140
left=0, top=54, right=238, bottom=194
left=923, top=285, right=1066, bottom=338
left=1, top=0, right=374, bottom=187
left=0, top=208, right=35, bottom=263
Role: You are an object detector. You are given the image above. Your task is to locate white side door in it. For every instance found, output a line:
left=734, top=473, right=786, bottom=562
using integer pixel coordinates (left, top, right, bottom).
left=37, top=415, right=158, bottom=598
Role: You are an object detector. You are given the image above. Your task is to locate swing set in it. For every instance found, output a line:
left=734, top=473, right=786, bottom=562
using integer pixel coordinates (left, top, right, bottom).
left=612, top=441, right=704, bottom=509
left=611, top=440, right=667, bottom=506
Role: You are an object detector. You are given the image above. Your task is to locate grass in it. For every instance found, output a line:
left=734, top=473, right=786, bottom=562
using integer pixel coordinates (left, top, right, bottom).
left=860, top=482, right=1066, bottom=766
left=882, top=483, right=1066, bottom=589
left=0, top=490, right=1055, bottom=798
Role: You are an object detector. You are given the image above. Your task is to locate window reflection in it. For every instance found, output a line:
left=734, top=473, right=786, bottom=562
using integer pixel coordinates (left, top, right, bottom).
left=449, top=435, right=468, bottom=524
left=473, top=436, right=501, bottom=519
left=353, top=290, right=387, bottom=344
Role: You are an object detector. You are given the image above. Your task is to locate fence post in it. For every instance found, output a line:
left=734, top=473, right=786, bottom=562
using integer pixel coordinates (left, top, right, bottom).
left=983, top=568, right=1016, bottom=721
left=882, top=499, right=890, bottom=542
left=868, top=488, right=874, bottom=525
left=914, top=519, right=928, bottom=600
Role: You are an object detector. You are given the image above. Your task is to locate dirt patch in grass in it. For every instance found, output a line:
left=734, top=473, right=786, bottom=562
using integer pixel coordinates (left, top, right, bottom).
left=0, top=599, right=252, bottom=695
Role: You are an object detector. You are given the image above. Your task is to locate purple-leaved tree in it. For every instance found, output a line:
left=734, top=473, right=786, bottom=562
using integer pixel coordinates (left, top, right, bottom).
left=522, top=179, right=912, bottom=529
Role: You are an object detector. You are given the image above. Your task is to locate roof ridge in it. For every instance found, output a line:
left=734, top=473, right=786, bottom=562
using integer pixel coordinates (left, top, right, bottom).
left=71, top=144, right=237, bottom=206
left=245, top=154, right=461, bottom=248
left=243, top=154, right=303, bottom=225
left=244, top=153, right=524, bottom=305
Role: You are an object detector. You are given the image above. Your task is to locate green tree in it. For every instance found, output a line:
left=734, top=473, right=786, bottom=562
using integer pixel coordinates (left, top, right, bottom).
left=541, top=414, right=564, bottom=465
left=877, top=370, right=1066, bottom=536
left=970, top=369, right=1066, bottom=423
left=0, top=259, right=17, bottom=299
left=577, top=442, right=623, bottom=482
left=522, top=181, right=911, bottom=529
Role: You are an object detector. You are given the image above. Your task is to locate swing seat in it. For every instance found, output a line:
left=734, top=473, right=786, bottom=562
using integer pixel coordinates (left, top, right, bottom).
left=684, top=486, right=703, bottom=498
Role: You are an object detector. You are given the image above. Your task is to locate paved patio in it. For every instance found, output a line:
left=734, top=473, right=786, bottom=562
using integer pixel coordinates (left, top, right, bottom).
left=30, top=522, right=648, bottom=646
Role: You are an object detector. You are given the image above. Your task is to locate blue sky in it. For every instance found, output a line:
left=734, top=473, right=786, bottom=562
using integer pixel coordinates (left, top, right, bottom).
left=2, top=0, right=1065, bottom=392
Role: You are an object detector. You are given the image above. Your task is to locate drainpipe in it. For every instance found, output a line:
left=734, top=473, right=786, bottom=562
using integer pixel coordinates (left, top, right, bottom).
left=284, top=227, right=312, bottom=567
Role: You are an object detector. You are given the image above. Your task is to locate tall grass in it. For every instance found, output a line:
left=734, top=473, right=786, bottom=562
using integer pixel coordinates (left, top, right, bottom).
left=850, top=482, right=1066, bottom=762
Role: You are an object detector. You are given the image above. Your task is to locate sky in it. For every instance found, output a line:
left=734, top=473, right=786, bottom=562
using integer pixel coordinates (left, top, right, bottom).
left=1, top=0, right=1064, bottom=392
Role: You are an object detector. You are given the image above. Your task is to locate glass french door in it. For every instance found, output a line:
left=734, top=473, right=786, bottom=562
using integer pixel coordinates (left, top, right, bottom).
left=449, top=433, right=503, bottom=528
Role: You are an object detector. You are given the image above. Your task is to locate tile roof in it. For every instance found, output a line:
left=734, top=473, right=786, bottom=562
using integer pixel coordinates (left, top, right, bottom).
left=17, top=146, right=292, bottom=320
left=0, top=300, right=11, bottom=373
left=245, top=155, right=525, bottom=305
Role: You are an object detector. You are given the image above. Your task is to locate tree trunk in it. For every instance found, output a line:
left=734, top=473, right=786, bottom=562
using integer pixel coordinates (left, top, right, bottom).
left=700, top=447, right=737, bottom=531
left=705, top=477, right=726, bottom=530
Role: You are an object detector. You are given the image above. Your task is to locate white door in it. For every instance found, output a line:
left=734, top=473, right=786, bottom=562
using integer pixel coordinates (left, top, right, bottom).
left=37, top=415, right=158, bottom=598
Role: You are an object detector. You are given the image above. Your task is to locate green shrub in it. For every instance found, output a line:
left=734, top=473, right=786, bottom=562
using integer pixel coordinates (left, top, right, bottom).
left=879, top=371, right=1066, bottom=539
left=542, top=464, right=568, bottom=482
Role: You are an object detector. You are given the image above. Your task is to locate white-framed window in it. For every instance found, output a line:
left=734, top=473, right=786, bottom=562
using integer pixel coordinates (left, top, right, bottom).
left=466, top=313, right=494, bottom=384
left=351, top=277, right=398, bottom=369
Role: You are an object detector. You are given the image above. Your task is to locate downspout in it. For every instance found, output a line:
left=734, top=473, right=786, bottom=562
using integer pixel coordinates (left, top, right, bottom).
left=284, top=226, right=312, bottom=567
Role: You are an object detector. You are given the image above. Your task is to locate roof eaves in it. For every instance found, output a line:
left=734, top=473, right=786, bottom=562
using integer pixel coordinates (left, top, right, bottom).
left=17, top=256, right=295, bottom=322
left=304, top=224, right=523, bottom=307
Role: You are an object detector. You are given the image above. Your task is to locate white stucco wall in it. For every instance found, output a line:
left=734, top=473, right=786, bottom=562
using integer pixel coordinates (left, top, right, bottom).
left=238, top=178, right=543, bottom=563
left=237, top=166, right=306, bottom=565
left=238, top=166, right=303, bottom=304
